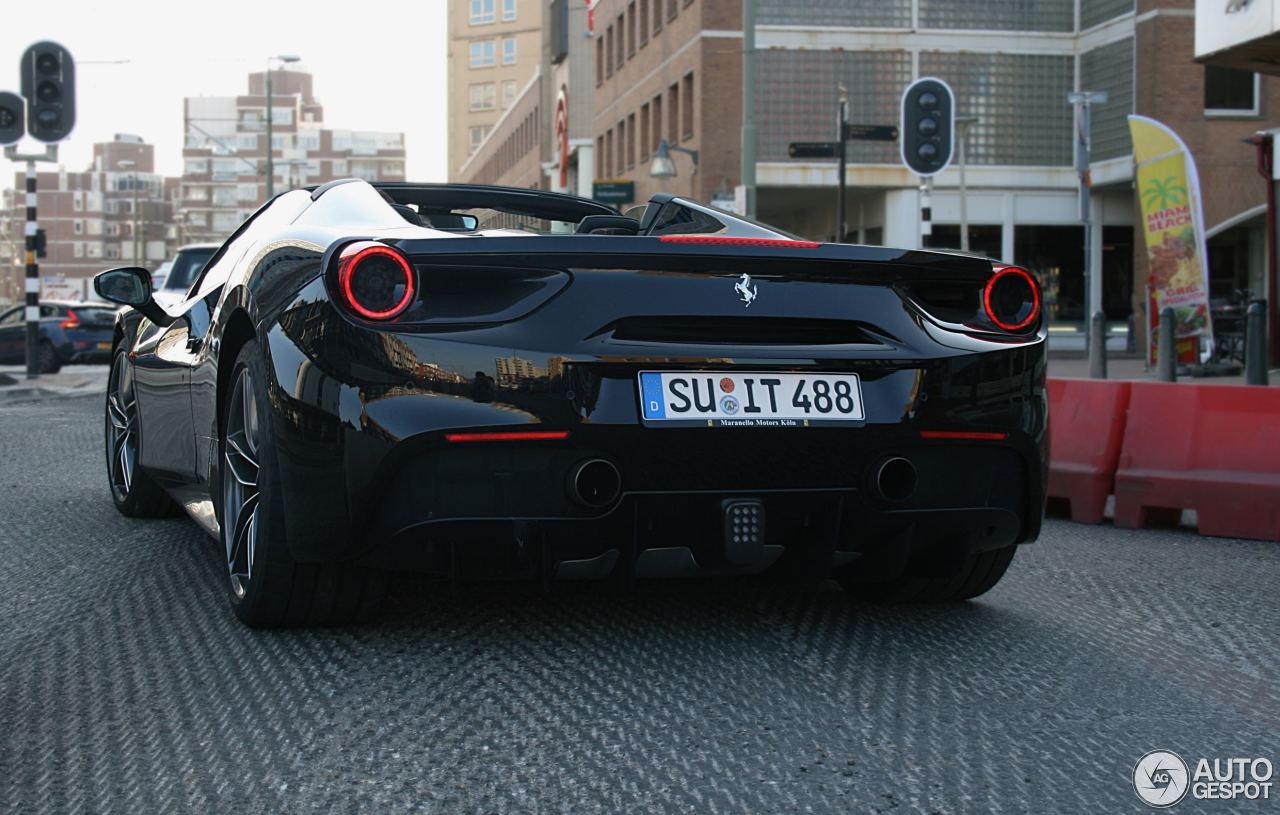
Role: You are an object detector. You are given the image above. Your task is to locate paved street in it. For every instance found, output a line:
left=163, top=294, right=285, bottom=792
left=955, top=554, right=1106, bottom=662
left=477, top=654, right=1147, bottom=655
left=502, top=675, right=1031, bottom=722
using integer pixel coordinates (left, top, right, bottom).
left=1, top=393, right=1277, bottom=814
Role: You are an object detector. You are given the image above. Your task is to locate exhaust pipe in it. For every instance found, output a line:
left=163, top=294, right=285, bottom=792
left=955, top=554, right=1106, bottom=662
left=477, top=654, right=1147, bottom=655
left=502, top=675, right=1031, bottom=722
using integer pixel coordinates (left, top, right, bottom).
left=567, top=458, right=621, bottom=508
left=872, top=457, right=917, bottom=502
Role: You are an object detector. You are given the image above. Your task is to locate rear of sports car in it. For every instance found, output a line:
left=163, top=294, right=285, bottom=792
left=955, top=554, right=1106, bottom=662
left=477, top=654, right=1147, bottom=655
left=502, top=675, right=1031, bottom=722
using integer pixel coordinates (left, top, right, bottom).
left=263, top=234, right=1046, bottom=601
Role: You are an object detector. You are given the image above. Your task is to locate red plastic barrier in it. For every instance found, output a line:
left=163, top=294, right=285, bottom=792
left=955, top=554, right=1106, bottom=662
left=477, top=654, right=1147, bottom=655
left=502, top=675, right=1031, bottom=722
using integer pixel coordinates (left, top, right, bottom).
left=1046, top=378, right=1132, bottom=523
left=1114, top=382, right=1280, bottom=541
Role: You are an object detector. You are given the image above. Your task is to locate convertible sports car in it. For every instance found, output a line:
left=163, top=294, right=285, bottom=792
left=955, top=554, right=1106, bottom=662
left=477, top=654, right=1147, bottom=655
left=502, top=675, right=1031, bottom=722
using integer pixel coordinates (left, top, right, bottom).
left=94, top=180, right=1046, bottom=627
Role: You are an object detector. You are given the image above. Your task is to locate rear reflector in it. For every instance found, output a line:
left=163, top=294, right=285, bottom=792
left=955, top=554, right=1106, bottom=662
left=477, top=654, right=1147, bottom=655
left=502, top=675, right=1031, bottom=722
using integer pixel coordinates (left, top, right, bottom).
left=659, top=236, right=822, bottom=249
left=444, top=430, right=570, bottom=443
left=919, top=430, right=1009, bottom=441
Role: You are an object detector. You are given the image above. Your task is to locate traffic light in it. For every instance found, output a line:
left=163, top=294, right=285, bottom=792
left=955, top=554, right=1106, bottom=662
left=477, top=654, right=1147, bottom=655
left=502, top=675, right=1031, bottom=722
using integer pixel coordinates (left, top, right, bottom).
left=20, top=41, right=75, bottom=143
left=0, top=91, right=23, bottom=146
left=900, top=77, right=954, bottom=177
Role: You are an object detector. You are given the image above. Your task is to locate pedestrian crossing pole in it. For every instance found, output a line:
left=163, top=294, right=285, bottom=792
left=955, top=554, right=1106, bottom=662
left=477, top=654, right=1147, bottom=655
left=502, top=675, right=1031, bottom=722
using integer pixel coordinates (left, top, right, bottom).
left=24, top=162, right=38, bottom=379
left=919, top=176, right=933, bottom=248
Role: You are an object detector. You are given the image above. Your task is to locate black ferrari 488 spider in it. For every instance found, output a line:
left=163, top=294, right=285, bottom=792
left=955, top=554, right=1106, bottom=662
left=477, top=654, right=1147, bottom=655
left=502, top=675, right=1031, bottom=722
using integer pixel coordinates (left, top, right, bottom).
left=94, top=180, right=1046, bottom=627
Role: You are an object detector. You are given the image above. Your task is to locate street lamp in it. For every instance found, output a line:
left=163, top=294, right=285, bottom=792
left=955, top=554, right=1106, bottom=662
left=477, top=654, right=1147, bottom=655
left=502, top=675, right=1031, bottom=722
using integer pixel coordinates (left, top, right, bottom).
left=265, top=54, right=301, bottom=200
left=116, top=159, right=139, bottom=265
left=648, top=139, right=699, bottom=197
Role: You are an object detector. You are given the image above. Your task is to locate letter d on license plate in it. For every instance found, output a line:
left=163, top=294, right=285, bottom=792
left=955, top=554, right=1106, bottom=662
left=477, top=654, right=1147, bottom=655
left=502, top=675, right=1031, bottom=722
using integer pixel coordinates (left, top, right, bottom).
left=638, top=371, right=864, bottom=427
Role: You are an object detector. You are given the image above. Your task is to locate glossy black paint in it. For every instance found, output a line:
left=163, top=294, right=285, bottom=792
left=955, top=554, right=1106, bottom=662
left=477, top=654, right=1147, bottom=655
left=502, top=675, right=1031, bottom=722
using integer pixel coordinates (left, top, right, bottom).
left=107, top=183, right=1047, bottom=584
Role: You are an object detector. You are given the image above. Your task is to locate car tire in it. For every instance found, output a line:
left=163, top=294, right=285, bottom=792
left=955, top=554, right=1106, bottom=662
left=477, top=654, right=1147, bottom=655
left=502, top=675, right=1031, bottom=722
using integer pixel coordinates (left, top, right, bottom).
left=38, top=341, right=61, bottom=374
left=105, top=349, right=174, bottom=517
left=840, top=545, right=1016, bottom=603
left=219, top=340, right=383, bottom=628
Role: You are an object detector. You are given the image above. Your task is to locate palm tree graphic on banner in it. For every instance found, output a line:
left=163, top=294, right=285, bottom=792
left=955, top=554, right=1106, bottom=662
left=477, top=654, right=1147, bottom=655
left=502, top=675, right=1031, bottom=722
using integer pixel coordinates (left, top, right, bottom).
left=1142, top=176, right=1188, bottom=211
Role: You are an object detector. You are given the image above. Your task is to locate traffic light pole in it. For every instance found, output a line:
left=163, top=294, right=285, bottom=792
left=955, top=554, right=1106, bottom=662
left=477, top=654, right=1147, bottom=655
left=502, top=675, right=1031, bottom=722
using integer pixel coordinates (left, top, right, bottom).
left=5, top=143, right=57, bottom=381
left=837, top=85, right=847, bottom=243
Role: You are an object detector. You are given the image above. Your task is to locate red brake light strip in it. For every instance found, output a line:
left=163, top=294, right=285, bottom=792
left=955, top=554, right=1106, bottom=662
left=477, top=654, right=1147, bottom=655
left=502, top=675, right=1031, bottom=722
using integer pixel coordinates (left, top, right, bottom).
left=920, top=430, right=1009, bottom=441
left=444, top=430, right=570, bottom=443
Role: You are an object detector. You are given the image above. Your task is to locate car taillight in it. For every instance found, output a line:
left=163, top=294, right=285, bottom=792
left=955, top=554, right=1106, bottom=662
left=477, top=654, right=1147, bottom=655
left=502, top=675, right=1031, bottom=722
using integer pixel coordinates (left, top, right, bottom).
left=335, top=241, right=416, bottom=320
left=983, top=265, right=1040, bottom=332
left=60, top=309, right=79, bottom=329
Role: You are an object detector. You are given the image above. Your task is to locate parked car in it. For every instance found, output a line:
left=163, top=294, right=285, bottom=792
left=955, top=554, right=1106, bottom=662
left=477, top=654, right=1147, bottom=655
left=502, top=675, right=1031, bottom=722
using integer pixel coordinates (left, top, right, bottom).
left=0, top=300, right=118, bottom=372
left=94, top=180, right=1046, bottom=628
left=152, top=243, right=219, bottom=307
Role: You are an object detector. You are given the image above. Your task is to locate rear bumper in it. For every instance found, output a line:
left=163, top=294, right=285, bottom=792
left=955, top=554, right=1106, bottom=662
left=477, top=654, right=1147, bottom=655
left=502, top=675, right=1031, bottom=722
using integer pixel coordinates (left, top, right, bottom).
left=355, top=438, right=1031, bottom=583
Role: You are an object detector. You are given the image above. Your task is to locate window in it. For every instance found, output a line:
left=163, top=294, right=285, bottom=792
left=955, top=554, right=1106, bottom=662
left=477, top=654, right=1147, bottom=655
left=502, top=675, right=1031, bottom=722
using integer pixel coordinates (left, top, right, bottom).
left=73, top=242, right=85, bottom=258
left=618, top=119, right=628, bottom=174
left=627, top=1, right=637, bottom=56
left=667, top=0, right=677, bottom=21
left=332, top=159, right=347, bottom=175
left=237, top=183, right=258, bottom=201
left=502, top=0, right=516, bottom=20
left=470, top=40, right=496, bottom=68
left=73, top=220, right=83, bottom=235
left=596, top=36, right=605, bottom=85
left=653, top=0, right=663, bottom=32
left=596, top=134, right=605, bottom=172
left=469, top=125, right=492, bottom=153
left=73, top=192, right=83, bottom=211
left=1205, top=66, right=1259, bottom=116
left=640, top=0, right=650, bottom=45
left=605, top=129, right=614, bottom=179
left=616, top=15, right=626, bottom=70
left=652, top=94, right=663, bottom=155
left=470, top=82, right=497, bottom=110
left=184, top=158, right=208, bottom=175
left=502, top=80, right=517, bottom=107
left=606, top=25, right=614, bottom=77
left=667, top=82, right=679, bottom=143
left=470, top=0, right=495, bottom=24
left=627, top=112, right=636, bottom=168
left=681, top=72, right=694, bottom=139
left=640, top=103, right=651, bottom=161
left=502, top=38, right=517, bottom=64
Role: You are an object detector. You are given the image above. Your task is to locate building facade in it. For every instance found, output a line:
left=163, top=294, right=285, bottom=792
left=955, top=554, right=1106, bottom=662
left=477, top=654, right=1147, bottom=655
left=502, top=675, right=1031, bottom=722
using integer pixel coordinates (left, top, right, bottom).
left=181, top=68, right=406, bottom=244
left=448, top=0, right=546, bottom=180
left=4, top=135, right=177, bottom=302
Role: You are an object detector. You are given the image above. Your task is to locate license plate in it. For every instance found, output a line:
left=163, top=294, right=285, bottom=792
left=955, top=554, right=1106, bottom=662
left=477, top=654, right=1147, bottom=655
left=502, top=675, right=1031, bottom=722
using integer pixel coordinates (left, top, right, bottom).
left=639, top=371, right=865, bottom=427
left=96, top=341, right=112, bottom=350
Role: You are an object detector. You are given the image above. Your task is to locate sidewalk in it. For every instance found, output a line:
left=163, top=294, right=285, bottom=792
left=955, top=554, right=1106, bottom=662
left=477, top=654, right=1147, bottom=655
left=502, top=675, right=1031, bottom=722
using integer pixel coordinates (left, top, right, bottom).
left=1047, top=355, right=1280, bottom=385
left=0, top=365, right=110, bottom=404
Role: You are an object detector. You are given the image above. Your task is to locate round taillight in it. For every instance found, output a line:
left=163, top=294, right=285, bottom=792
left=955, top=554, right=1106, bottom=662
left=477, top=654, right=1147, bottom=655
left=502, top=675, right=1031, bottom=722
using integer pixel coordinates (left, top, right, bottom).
left=336, top=242, right=416, bottom=320
left=983, top=266, right=1040, bottom=332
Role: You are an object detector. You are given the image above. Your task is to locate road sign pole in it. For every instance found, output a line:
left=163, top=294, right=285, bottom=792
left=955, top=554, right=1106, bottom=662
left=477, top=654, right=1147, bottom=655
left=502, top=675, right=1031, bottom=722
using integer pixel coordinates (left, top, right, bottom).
left=837, top=84, right=847, bottom=242
left=24, top=162, right=38, bottom=379
left=919, top=176, right=932, bottom=249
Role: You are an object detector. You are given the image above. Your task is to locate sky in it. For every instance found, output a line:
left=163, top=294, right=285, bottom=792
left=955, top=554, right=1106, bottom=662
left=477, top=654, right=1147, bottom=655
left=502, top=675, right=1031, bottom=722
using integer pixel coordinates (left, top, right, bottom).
left=0, top=0, right=449, bottom=184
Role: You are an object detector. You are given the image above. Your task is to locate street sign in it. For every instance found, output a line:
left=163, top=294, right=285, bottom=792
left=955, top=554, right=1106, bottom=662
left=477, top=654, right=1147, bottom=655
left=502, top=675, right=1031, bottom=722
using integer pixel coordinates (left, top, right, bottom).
left=592, top=179, right=634, bottom=203
left=788, top=142, right=837, bottom=159
left=844, top=124, right=898, bottom=142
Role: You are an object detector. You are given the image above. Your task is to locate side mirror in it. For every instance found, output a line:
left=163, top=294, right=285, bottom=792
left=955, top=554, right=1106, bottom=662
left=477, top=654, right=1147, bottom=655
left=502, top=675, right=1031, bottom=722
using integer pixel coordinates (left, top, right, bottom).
left=94, top=267, right=151, bottom=305
left=93, top=266, right=173, bottom=326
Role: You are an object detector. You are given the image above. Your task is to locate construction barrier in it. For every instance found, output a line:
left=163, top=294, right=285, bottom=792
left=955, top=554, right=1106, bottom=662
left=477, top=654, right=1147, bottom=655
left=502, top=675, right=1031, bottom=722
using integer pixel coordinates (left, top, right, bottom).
left=1113, top=381, right=1280, bottom=541
left=1046, top=378, right=1132, bottom=524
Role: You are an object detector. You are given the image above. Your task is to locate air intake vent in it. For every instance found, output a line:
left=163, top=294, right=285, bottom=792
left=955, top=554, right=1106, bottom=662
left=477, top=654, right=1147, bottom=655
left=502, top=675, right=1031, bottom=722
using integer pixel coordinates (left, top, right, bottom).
left=602, top=316, right=876, bottom=346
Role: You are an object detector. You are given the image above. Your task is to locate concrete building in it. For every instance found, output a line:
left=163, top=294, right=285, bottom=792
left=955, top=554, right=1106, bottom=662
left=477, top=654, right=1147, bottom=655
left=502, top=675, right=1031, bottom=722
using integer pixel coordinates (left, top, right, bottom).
left=454, top=0, right=598, bottom=214
left=447, top=0, right=546, bottom=181
left=3, top=134, right=178, bottom=302
left=584, top=0, right=1276, bottom=348
left=181, top=68, right=406, bottom=243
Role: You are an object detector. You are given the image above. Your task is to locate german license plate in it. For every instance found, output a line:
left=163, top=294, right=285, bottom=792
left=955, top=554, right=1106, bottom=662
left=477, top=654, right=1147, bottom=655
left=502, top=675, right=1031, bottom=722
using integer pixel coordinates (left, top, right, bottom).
left=639, top=371, right=864, bottom=427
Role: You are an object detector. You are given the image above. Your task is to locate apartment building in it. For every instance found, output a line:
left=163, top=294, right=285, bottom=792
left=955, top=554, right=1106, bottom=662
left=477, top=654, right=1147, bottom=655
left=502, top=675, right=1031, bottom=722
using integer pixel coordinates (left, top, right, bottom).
left=4, top=135, right=177, bottom=302
left=181, top=68, right=406, bottom=243
left=447, top=0, right=545, bottom=180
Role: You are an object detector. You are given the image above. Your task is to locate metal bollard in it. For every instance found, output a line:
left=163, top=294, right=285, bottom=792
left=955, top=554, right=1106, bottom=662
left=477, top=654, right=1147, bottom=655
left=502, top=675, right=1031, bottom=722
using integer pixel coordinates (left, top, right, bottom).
left=1089, top=310, right=1107, bottom=379
left=1246, top=300, right=1269, bottom=386
left=1157, top=307, right=1176, bottom=382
